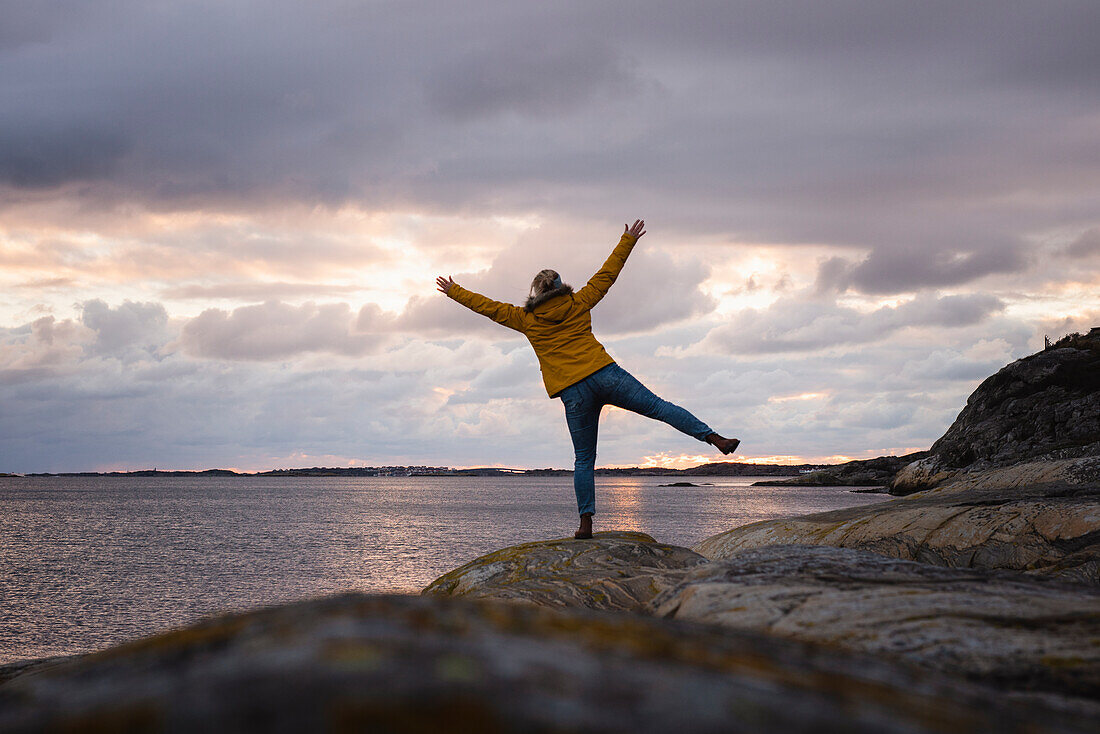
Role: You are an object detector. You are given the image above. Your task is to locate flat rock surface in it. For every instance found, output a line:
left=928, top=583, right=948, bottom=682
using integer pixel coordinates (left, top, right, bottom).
left=422, top=530, right=708, bottom=611
left=694, top=458, right=1100, bottom=584
left=649, top=545, right=1100, bottom=705
left=1, top=593, right=1095, bottom=733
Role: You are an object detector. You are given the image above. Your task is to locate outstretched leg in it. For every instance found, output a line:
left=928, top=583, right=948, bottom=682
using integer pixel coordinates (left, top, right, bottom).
left=601, top=364, right=738, bottom=454
left=603, top=365, right=714, bottom=440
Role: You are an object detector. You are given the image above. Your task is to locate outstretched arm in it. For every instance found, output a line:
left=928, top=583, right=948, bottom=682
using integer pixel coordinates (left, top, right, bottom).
left=436, top=275, right=525, bottom=332
left=573, top=219, right=646, bottom=310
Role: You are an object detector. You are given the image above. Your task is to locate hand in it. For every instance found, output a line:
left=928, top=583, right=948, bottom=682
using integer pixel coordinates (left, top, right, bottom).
left=624, top=219, right=646, bottom=239
left=436, top=275, right=455, bottom=295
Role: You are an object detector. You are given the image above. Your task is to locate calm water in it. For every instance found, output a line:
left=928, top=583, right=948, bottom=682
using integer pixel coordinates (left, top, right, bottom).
left=0, top=475, right=888, bottom=664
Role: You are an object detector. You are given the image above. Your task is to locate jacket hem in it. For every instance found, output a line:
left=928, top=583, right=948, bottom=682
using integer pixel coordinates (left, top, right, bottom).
left=547, top=359, right=617, bottom=398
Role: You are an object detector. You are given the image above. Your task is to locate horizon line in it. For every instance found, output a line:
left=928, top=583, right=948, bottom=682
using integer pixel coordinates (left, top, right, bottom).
left=5, top=457, right=847, bottom=476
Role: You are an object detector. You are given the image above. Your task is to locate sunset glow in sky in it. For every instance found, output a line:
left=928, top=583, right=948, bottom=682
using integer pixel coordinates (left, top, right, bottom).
left=3, top=2, right=1099, bottom=472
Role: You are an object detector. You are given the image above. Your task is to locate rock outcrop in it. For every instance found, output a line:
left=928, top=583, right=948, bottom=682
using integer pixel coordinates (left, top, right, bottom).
left=693, top=456, right=1100, bottom=584
left=697, top=333, right=1100, bottom=583
left=423, top=531, right=708, bottom=611
left=2, top=593, right=1094, bottom=733
left=648, top=545, right=1100, bottom=704
left=891, top=332, right=1100, bottom=495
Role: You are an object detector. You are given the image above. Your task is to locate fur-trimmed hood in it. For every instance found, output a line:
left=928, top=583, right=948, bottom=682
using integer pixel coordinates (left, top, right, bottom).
left=524, top=283, right=573, bottom=313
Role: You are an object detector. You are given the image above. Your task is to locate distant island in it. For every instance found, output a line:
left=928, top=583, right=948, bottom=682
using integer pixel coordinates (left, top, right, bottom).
left=10, top=461, right=826, bottom=478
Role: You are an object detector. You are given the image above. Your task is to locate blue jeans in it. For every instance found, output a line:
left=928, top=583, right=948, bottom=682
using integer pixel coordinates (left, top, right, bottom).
left=557, top=363, right=713, bottom=516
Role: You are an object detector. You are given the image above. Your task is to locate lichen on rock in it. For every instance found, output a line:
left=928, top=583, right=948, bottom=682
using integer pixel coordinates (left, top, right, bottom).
left=423, top=530, right=708, bottom=611
left=649, top=544, right=1100, bottom=704
left=693, top=458, right=1100, bottom=584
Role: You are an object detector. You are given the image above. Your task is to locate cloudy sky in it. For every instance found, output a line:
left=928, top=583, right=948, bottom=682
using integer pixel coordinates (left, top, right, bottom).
left=2, top=1, right=1099, bottom=473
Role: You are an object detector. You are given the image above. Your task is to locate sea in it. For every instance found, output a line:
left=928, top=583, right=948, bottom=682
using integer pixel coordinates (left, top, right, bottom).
left=0, top=474, right=889, bottom=665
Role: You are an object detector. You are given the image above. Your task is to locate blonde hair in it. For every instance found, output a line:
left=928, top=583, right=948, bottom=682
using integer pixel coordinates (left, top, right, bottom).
left=524, top=269, right=571, bottom=311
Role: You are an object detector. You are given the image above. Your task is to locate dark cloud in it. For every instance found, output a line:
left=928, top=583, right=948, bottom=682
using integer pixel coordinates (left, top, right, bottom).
left=1, top=1, right=1096, bottom=293
left=446, top=352, right=541, bottom=405
left=0, top=126, right=129, bottom=188
left=1066, top=228, right=1100, bottom=259
left=900, top=348, right=1011, bottom=383
left=704, top=292, right=1005, bottom=354
left=818, top=244, right=1030, bottom=294
left=389, top=294, right=510, bottom=339
left=590, top=250, right=716, bottom=334
left=80, top=300, right=168, bottom=357
left=0, top=314, right=88, bottom=373
left=425, top=37, right=636, bottom=120
left=162, top=282, right=365, bottom=301
left=0, top=0, right=92, bottom=49
left=814, top=257, right=852, bottom=295
left=13, top=277, right=75, bottom=289
left=178, top=301, right=390, bottom=360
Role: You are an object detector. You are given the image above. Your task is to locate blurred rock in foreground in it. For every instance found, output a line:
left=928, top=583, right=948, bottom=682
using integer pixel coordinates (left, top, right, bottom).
left=2, top=593, right=1094, bottom=734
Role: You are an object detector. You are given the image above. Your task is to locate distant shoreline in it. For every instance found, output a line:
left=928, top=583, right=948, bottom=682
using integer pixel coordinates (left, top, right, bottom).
left=6, top=462, right=827, bottom=479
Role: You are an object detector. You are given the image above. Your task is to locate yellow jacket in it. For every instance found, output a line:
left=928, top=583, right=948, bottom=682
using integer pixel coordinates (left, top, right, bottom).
left=448, top=232, right=639, bottom=397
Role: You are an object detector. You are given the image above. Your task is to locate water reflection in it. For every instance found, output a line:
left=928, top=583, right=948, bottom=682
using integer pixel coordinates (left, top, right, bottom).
left=600, top=478, right=647, bottom=532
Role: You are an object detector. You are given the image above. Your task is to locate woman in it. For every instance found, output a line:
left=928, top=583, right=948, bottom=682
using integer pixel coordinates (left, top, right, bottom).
left=436, top=219, right=739, bottom=539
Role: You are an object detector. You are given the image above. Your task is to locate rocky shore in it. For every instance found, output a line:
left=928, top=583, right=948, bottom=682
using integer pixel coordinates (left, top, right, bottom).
left=3, top=333, right=1099, bottom=732
left=752, top=451, right=928, bottom=488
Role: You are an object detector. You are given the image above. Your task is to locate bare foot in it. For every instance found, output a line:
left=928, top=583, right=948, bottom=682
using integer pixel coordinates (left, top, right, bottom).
left=707, top=433, right=740, bottom=455
left=574, top=513, right=593, bottom=539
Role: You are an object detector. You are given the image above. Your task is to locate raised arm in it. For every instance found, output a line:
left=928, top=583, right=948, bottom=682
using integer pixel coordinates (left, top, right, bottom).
left=573, top=219, right=646, bottom=311
left=437, top=276, right=525, bottom=332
